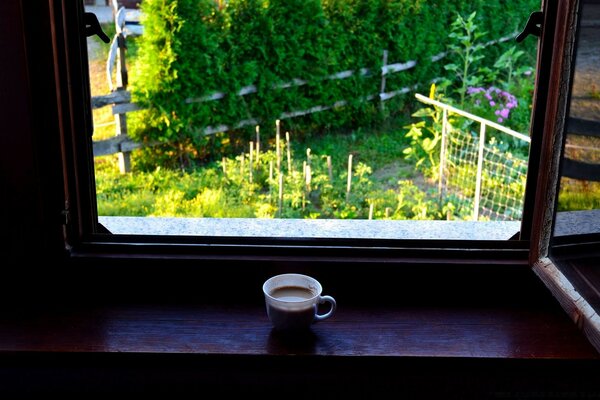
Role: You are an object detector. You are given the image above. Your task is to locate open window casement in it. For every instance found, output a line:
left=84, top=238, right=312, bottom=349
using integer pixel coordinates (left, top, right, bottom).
left=528, top=0, right=600, bottom=353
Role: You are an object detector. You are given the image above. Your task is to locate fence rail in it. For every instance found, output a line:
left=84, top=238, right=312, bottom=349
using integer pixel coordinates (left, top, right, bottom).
left=93, top=25, right=517, bottom=172
left=562, top=117, right=600, bottom=182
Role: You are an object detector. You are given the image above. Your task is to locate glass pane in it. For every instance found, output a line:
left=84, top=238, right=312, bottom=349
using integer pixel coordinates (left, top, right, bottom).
left=85, top=0, right=540, bottom=240
left=553, top=0, right=600, bottom=238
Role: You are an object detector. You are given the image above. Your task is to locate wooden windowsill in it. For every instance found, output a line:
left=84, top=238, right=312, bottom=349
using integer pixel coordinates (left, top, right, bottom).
left=1, top=304, right=597, bottom=359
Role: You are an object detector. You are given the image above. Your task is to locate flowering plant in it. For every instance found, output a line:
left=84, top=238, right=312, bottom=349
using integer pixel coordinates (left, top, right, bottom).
left=466, top=86, right=518, bottom=124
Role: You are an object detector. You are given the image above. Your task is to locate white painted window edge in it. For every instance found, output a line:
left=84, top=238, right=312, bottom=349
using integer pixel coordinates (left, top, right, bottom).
left=533, top=258, right=600, bottom=354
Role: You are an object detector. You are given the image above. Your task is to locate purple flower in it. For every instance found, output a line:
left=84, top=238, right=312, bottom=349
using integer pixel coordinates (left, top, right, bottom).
left=498, top=117, right=504, bottom=123
left=467, top=87, right=483, bottom=94
left=495, top=110, right=500, bottom=115
left=485, top=93, right=492, bottom=100
left=500, top=108, right=510, bottom=119
left=489, top=101, right=496, bottom=106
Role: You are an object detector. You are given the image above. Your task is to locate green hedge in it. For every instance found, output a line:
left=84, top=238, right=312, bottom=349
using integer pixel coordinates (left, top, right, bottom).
left=130, top=0, right=538, bottom=163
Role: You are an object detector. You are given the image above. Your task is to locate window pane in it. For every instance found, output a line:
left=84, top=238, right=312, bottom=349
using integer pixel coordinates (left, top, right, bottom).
left=553, top=0, right=600, bottom=238
left=86, top=0, right=540, bottom=240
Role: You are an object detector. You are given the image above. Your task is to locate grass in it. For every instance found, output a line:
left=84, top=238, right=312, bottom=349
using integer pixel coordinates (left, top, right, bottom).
left=590, top=84, right=600, bottom=100
left=86, top=20, right=436, bottom=220
left=94, top=121, right=444, bottom=219
left=558, top=178, right=600, bottom=211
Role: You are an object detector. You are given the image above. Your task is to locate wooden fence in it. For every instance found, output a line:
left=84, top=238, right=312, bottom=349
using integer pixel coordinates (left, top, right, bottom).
left=562, top=117, right=600, bottom=182
left=92, top=18, right=517, bottom=172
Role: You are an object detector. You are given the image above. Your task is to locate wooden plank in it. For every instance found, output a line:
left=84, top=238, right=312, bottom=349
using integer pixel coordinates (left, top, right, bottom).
left=91, top=90, right=131, bottom=108
left=112, top=102, right=142, bottom=114
left=566, top=117, right=600, bottom=138
left=561, top=158, right=600, bottom=181
left=93, top=135, right=141, bottom=157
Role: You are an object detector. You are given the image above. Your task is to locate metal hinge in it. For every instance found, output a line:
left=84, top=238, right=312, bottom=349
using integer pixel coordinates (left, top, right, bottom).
left=61, top=201, right=73, bottom=252
left=61, top=201, right=71, bottom=226
left=516, top=11, right=544, bottom=43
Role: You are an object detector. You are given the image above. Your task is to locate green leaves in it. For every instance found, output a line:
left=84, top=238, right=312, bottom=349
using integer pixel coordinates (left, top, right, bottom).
left=129, top=0, right=540, bottom=167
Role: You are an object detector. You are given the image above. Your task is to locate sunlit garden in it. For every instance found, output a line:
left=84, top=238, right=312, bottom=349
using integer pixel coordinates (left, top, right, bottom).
left=92, top=0, right=551, bottom=221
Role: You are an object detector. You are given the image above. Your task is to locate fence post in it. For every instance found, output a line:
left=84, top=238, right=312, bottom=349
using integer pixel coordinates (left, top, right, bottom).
left=438, top=108, right=448, bottom=200
left=473, top=122, right=487, bottom=221
left=379, top=50, right=389, bottom=113
left=113, top=6, right=131, bottom=173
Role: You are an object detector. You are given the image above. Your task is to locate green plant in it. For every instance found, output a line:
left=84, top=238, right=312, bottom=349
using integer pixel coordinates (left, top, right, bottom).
left=442, top=12, right=486, bottom=107
left=402, top=85, right=450, bottom=180
left=128, top=0, right=538, bottom=168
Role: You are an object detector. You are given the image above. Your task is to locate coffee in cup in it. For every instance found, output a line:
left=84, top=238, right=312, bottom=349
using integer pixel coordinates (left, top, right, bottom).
left=263, top=273, right=336, bottom=331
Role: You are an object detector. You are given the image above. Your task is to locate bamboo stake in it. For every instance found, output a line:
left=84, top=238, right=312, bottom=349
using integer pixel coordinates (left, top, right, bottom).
left=255, top=125, right=260, bottom=163
left=249, top=141, right=254, bottom=183
left=269, top=160, right=274, bottom=202
left=305, top=164, right=311, bottom=192
left=369, top=203, right=374, bottom=220
left=385, top=207, right=391, bottom=219
left=346, top=154, right=353, bottom=202
left=327, top=156, right=333, bottom=182
left=276, top=119, right=281, bottom=174
left=306, top=148, right=311, bottom=166
left=302, top=163, right=306, bottom=210
left=286, top=131, right=292, bottom=172
left=278, top=172, right=284, bottom=218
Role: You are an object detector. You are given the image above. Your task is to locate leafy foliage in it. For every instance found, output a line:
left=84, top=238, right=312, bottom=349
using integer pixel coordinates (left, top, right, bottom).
left=130, top=0, right=538, bottom=166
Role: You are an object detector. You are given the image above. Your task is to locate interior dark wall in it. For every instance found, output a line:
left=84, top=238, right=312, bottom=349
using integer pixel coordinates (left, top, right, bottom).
left=0, top=2, right=41, bottom=266
left=0, top=1, right=68, bottom=307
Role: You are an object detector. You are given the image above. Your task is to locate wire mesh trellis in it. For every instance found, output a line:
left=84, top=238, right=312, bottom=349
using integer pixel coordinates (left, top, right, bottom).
left=416, top=94, right=530, bottom=222
left=442, top=128, right=528, bottom=221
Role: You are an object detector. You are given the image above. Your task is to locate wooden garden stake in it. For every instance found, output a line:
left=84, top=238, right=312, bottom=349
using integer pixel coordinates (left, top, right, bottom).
left=369, top=203, right=374, bottom=220
left=255, top=125, right=260, bottom=163
left=249, top=141, right=254, bottom=183
left=346, top=154, right=353, bottom=202
left=286, top=131, right=292, bottom=172
left=327, top=156, right=333, bottom=182
left=278, top=172, right=284, bottom=218
left=385, top=207, right=391, bottom=218
left=276, top=120, right=281, bottom=174
left=269, top=160, right=274, bottom=201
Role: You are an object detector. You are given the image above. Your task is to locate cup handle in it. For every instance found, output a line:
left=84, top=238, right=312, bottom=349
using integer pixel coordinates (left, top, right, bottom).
left=314, top=295, right=336, bottom=322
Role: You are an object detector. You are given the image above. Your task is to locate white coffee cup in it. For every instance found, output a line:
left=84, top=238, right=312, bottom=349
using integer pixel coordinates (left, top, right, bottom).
left=263, top=273, right=336, bottom=331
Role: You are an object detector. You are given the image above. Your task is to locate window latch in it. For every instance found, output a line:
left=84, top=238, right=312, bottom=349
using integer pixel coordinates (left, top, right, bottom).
left=516, top=11, right=544, bottom=43
left=84, top=12, right=110, bottom=44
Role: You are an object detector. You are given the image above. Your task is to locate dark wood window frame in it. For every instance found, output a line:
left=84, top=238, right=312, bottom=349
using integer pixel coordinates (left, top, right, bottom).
left=2, top=2, right=600, bottom=394
left=12, top=0, right=600, bottom=309
left=63, top=1, right=547, bottom=261
left=57, top=0, right=598, bottom=263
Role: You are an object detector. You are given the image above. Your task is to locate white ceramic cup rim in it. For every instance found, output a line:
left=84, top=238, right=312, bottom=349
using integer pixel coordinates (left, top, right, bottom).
left=262, top=273, right=322, bottom=303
